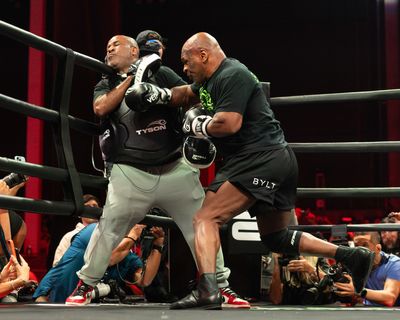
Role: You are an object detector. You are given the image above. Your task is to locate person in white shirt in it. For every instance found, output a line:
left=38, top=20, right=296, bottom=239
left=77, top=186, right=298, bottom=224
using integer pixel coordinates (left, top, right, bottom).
left=52, top=194, right=100, bottom=267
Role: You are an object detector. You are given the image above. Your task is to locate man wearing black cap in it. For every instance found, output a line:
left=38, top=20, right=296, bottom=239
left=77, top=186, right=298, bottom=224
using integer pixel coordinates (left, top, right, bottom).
left=136, top=30, right=166, bottom=58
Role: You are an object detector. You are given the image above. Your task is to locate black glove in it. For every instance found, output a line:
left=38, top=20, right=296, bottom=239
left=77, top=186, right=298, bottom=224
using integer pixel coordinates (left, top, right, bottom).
left=182, top=107, right=212, bottom=138
left=124, top=82, right=172, bottom=112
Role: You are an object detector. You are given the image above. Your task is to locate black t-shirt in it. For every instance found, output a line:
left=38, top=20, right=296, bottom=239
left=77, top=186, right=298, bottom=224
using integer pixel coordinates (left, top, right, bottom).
left=94, top=65, right=187, bottom=166
left=191, top=58, right=287, bottom=159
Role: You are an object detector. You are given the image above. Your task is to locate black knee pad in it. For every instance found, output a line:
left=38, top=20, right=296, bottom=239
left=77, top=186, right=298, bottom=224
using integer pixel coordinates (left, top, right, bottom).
left=260, top=229, right=302, bottom=255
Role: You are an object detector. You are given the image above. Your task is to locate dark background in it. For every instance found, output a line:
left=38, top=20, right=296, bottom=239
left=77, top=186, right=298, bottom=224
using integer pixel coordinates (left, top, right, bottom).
left=0, top=0, right=390, bottom=210
left=0, top=0, right=399, bottom=298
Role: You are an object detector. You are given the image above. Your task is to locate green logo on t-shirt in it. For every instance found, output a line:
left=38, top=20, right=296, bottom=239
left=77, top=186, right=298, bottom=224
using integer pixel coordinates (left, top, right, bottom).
left=199, top=87, right=214, bottom=111
left=250, top=71, right=259, bottom=82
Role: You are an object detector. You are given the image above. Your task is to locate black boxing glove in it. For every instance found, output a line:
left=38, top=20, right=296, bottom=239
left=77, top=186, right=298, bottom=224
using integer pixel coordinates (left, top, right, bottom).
left=182, top=107, right=212, bottom=138
left=124, top=82, right=172, bottom=112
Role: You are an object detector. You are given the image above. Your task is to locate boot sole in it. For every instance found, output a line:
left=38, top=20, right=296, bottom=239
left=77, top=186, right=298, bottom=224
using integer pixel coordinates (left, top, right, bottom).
left=193, top=304, right=222, bottom=310
left=170, top=303, right=222, bottom=310
left=355, top=251, right=375, bottom=294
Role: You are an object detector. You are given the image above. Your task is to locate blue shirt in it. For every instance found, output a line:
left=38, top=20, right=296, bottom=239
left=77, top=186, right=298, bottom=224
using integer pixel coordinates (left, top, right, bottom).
left=33, top=223, right=143, bottom=302
left=365, top=251, right=400, bottom=306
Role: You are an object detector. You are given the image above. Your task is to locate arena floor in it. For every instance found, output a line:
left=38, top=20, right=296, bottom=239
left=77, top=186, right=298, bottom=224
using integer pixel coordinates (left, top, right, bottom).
left=0, top=302, right=399, bottom=320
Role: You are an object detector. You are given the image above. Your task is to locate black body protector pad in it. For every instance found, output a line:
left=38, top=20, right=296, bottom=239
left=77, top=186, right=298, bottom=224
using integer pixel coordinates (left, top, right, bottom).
left=104, top=55, right=181, bottom=165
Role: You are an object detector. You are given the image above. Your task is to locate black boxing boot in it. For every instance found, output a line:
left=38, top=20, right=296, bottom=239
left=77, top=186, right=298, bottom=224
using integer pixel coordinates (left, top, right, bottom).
left=334, top=246, right=375, bottom=293
left=170, top=273, right=222, bottom=310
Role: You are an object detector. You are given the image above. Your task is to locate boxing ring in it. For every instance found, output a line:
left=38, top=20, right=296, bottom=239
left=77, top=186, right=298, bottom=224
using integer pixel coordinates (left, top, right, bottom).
left=1, top=19, right=400, bottom=319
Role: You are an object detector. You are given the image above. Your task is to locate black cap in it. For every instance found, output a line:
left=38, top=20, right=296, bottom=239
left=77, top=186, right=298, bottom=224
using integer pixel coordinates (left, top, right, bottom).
left=136, top=30, right=165, bottom=46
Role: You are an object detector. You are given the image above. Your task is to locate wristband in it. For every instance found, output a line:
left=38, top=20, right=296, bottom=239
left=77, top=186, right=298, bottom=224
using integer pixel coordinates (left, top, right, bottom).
left=124, top=236, right=136, bottom=243
left=152, top=244, right=164, bottom=254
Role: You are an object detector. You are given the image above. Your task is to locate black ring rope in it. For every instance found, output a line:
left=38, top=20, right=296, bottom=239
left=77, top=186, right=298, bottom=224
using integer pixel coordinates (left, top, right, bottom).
left=0, top=20, right=113, bottom=76
left=0, top=93, right=101, bottom=136
left=270, top=88, right=400, bottom=106
left=57, top=48, right=84, bottom=216
left=290, top=141, right=400, bottom=153
left=0, top=157, right=107, bottom=189
left=297, top=187, right=400, bottom=198
left=288, top=223, right=400, bottom=232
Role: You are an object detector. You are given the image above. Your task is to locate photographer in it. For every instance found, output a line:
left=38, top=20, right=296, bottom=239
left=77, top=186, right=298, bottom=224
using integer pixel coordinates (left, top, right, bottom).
left=0, top=174, right=33, bottom=303
left=0, top=177, right=27, bottom=262
left=269, top=253, right=330, bottom=305
left=334, top=232, right=400, bottom=307
left=52, top=194, right=100, bottom=267
left=34, top=223, right=164, bottom=303
left=0, top=255, right=30, bottom=298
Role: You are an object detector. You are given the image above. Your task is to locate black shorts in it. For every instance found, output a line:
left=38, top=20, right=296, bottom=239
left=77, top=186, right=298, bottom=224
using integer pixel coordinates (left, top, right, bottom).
left=208, top=146, right=298, bottom=217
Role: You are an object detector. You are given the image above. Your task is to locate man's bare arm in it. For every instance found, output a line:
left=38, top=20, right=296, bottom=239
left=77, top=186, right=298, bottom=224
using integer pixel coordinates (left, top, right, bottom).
left=93, top=75, right=133, bottom=117
left=169, top=85, right=200, bottom=108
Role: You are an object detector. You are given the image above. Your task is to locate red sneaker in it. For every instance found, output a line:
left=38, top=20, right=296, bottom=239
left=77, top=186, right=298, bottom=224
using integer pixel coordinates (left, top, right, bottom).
left=219, top=287, right=250, bottom=309
left=66, top=280, right=93, bottom=306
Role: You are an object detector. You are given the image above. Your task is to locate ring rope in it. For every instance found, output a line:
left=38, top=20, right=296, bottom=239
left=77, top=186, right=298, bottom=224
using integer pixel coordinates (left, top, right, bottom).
left=289, top=223, right=400, bottom=232
left=270, top=88, right=400, bottom=106
left=289, top=141, right=400, bottom=153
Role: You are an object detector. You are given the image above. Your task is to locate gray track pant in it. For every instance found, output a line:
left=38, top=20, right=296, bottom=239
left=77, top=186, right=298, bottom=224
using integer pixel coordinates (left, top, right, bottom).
left=78, top=160, right=230, bottom=288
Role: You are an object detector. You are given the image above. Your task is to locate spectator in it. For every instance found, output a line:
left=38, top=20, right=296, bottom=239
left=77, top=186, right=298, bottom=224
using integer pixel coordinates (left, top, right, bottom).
left=0, top=179, right=27, bottom=269
left=0, top=178, right=32, bottom=303
left=334, top=231, right=400, bottom=307
left=52, top=194, right=100, bottom=266
left=380, top=215, right=400, bottom=257
left=269, top=253, right=331, bottom=305
left=0, top=210, right=26, bottom=270
left=34, top=223, right=163, bottom=303
left=0, top=255, right=31, bottom=298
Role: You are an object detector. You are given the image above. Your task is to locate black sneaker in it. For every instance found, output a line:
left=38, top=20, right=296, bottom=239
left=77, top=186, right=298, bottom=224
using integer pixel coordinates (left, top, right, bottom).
left=66, top=280, right=93, bottom=305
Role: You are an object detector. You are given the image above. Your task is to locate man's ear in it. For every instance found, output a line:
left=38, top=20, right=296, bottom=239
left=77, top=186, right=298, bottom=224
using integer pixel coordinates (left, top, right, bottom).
left=131, top=46, right=139, bottom=58
left=200, top=48, right=208, bottom=63
left=376, top=243, right=382, bottom=252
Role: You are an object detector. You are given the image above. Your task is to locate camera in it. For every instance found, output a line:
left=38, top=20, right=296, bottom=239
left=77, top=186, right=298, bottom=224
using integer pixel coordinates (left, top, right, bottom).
left=2, top=173, right=27, bottom=188
left=326, top=263, right=350, bottom=283
left=1, top=156, right=27, bottom=188
left=318, top=263, right=349, bottom=291
left=140, top=207, right=167, bottom=241
left=317, top=262, right=352, bottom=304
left=141, top=225, right=155, bottom=240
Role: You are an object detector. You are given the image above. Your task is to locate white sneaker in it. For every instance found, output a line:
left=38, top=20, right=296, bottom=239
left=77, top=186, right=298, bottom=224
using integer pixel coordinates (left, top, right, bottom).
left=219, top=287, right=250, bottom=309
